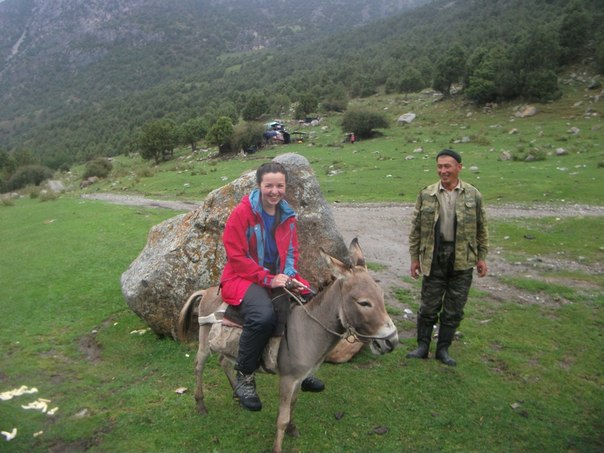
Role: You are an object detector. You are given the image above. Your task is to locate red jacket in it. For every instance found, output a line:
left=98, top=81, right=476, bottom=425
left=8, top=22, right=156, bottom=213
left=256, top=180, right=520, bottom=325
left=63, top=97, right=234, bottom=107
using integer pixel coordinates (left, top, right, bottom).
left=219, top=189, right=310, bottom=305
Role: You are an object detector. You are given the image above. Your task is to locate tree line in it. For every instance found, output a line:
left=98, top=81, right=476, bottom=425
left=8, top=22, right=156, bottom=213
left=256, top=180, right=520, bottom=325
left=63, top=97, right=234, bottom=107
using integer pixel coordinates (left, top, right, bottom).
left=1, top=0, right=602, bottom=191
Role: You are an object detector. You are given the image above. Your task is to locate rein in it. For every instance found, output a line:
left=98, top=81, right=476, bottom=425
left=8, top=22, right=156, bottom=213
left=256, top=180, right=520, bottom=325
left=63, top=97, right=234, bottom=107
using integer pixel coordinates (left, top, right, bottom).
left=282, top=286, right=393, bottom=344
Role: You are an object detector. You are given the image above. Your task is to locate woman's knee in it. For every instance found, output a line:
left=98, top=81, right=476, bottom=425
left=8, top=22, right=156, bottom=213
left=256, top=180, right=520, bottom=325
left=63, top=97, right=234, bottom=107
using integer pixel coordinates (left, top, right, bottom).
left=257, top=308, right=277, bottom=328
left=242, top=285, right=276, bottom=329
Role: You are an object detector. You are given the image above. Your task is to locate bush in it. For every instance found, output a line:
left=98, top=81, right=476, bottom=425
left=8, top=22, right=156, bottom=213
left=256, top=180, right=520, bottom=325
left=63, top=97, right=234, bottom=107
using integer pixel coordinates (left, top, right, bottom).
left=5, top=165, right=54, bottom=191
left=512, top=148, right=547, bottom=161
left=136, top=166, right=155, bottom=178
left=399, top=67, right=425, bottom=93
left=596, top=38, right=604, bottom=73
left=206, top=117, right=235, bottom=154
left=39, top=190, right=59, bottom=202
left=231, top=122, right=265, bottom=153
left=341, top=109, right=389, bottom=139
left=523, top=69, right=561, bottom=102
left=83, top=158, right=113, bottom=179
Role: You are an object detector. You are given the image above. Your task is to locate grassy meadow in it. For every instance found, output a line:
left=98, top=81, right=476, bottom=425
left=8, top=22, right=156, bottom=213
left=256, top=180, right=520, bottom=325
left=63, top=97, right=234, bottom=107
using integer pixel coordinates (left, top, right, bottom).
left=1, top=84, right=603, bottom=452
left=74, top=78, right=603, bottom=206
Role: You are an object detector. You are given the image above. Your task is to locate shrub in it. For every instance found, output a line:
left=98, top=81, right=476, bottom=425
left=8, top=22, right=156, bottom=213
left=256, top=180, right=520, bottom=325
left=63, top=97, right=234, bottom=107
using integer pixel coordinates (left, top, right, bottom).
left=206, top=117, right=235, bottom=154
left=512, top=148, right=547, bottom=161
left=1, top=196, right=15, bottom=207
left=469, top=134, right=491, bottom=146
left=231, top=122, right=265, bottom=153
left=5, top=165, right=54, bottom=191
left=399, top=67, right=425, bottom=93
left=596, top=37, right=604, bottom=73
left=523, top=69, right=561, bottom=102
left=39, top=190, right=59, bottom=202
left=58, top=163, right=71, bottom=173
left=136, top=166, right=155, bottom=178
left=341, top=109, right=389, bottom=139
left=83, top=158, right=112, bottom=179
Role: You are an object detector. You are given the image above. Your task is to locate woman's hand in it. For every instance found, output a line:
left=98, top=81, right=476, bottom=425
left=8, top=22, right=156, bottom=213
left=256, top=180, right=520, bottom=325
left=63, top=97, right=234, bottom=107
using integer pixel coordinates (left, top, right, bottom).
left=271, top=274, right=307, bottom=293
left=271, top=273, right=292, bottom=288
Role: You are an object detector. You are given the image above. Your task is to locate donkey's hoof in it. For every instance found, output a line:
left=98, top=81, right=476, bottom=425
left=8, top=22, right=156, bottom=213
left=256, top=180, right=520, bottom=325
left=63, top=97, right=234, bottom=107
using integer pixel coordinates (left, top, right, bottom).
left=286, top=422, right=299, bottom=438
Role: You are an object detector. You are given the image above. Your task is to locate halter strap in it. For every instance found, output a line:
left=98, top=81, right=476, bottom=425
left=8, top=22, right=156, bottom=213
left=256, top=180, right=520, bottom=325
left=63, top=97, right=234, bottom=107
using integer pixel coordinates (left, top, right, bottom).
left=283, top=287, right=393, bottom=343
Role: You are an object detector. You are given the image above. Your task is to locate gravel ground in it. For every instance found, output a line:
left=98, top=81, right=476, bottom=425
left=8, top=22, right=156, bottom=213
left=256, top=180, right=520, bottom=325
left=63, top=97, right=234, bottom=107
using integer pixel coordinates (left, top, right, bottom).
left=329, top=202, right=603, bottom=321
left=83, top=193, right=604, bottom=328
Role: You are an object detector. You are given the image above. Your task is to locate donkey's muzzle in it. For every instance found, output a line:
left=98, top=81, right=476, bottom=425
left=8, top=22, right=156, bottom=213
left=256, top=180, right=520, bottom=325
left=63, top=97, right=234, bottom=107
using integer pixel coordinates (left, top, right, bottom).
left=369, top=330, right=399, bottom=355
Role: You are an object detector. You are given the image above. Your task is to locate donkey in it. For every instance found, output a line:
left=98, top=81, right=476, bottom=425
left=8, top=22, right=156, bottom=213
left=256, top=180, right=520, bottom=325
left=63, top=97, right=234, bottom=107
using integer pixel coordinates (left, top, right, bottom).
left=177, top=239, right=399, bottom=453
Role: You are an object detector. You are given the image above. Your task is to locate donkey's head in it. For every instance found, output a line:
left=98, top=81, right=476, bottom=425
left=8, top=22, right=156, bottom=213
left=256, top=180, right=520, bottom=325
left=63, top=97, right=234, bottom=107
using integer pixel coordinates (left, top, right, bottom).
left=321, top=238, right=398, bottom=355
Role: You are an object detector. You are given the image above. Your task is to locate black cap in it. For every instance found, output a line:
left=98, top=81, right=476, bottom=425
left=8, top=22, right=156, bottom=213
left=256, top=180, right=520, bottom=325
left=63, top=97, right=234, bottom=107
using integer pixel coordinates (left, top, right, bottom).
left=436, top=149, right=462, bottom=163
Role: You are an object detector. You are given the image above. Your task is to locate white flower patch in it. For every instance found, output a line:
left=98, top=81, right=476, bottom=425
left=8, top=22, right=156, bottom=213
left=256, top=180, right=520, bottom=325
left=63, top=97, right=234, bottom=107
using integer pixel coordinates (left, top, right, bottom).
left=0, top=385, right=38, bottom=401
left=21, top=398, right=55, bottom=414
left=130, top=328, right=150, bottom=335
left=1, top=385, right=59, bottom=440
left=1, top=428, right=17, bottom=441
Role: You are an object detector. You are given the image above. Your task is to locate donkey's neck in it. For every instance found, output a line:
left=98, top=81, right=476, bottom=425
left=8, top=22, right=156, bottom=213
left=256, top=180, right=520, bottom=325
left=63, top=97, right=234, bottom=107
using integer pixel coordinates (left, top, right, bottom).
left=283, top=281, right=346, bottom=363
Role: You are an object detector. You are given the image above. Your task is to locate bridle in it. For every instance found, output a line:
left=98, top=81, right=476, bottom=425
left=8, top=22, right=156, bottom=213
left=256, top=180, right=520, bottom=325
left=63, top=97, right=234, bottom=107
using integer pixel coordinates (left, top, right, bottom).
left=282, top=285, right=395, bottom=344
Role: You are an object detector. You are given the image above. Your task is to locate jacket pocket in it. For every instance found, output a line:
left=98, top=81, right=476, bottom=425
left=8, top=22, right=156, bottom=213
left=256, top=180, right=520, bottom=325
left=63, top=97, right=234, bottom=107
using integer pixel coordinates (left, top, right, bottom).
left=420, top=206, right=436, bottom=230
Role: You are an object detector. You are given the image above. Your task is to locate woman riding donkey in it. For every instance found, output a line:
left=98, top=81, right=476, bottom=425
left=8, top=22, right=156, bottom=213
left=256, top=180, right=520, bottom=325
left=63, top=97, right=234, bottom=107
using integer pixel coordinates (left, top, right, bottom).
left=219, top=161, right=325, bottom=411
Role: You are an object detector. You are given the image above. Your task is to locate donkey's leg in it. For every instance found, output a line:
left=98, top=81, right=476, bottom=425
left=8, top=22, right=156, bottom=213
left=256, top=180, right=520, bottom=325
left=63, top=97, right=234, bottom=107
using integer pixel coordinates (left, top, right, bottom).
left=273, top=375, right=298, bottom=453
left=194, top=324, right=212, bottom=415
left=285, top=388, right=300, bottom=438
left=218, top=354, right=237, bottom=390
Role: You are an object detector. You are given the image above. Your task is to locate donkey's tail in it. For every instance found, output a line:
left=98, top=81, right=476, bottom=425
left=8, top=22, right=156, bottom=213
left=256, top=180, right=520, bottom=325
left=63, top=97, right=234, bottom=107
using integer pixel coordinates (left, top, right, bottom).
left=176, top=289, right=206, bottom=342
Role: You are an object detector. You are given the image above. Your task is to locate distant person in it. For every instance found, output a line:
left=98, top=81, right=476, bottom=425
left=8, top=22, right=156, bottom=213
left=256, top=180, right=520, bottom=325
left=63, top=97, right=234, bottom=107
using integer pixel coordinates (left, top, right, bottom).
left=407, top=149, right=489, bottom=366
left=220, top=162, right=325, bottom=411
left=344, top=132, right=356, bottom=144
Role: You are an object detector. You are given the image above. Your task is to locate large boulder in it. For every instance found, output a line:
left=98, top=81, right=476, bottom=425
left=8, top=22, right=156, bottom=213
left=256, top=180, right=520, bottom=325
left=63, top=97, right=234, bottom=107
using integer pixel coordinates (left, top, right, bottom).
left=121, top=153, right=350, bottom=338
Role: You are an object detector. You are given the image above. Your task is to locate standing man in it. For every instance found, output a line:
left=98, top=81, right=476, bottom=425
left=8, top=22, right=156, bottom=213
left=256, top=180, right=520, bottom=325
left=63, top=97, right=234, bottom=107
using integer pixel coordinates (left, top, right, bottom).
left=407, top=149, right=488, bottom=366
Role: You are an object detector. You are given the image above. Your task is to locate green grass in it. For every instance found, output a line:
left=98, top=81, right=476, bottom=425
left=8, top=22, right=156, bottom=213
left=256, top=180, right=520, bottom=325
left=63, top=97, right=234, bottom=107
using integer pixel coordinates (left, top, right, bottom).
left=74, top=88, right=604, bottom=206
left=2, top=84, right=603, bottom=452
left=490, top=216, right=604, bottom=265
left=1, top=196, right=602, bottom=452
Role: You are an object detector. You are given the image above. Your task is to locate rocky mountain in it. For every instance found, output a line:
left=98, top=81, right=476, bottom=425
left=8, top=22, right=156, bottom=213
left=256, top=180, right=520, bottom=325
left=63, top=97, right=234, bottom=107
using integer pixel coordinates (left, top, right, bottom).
left=0, top=0, right=425, bottom=131
left=0, top=0, right=599, bottom=167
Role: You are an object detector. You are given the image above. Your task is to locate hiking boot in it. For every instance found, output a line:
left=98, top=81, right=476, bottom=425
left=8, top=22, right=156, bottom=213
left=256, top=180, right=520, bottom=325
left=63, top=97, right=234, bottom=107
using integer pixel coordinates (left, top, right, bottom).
left=406, top=319, right=433, bottom=359
left=435, top=325, right=457, bottom=367
left=301, top=375, right=325, bottom=392
left=234, top=371, right=262, bottom=411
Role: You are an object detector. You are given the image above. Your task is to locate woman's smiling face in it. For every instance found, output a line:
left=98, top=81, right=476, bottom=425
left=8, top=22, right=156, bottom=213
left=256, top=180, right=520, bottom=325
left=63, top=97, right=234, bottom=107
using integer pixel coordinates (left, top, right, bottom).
left=259, top=171, right=286, bottom=214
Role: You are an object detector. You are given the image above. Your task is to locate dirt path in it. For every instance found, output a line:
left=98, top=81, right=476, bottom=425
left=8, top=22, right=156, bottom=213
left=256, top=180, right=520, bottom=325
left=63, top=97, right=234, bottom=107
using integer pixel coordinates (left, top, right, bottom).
left=83, top=194, right=604, bottom=329
left=329, top=203, right=603, bottom=325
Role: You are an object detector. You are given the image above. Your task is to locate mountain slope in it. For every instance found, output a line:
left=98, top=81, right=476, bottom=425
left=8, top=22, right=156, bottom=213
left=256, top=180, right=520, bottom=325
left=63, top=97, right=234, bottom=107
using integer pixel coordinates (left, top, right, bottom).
left=0, top=0, right=601, bottom=166
left=0, top=0, right=425, bottom=114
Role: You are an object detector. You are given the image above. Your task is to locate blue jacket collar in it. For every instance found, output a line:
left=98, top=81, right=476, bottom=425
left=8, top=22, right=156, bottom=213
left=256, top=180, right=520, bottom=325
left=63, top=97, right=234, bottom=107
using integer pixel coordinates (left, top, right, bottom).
left=249, top=188, right=296, bottom=222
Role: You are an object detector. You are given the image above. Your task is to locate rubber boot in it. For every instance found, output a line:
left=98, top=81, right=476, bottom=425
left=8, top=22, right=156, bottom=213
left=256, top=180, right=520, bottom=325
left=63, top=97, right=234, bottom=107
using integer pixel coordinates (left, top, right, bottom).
left=435, top=325, right=457, bottom=367
left=234, top=371, right=262, bottom=411
left=406, top=319, right=433, bottom=359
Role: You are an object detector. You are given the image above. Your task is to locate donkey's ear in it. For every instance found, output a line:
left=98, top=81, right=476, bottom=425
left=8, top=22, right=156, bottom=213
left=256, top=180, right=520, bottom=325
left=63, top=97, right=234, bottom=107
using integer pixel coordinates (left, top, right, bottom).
left=320, top=248, right=349, bottom=279
left=349, top=238, right=366, bottom=268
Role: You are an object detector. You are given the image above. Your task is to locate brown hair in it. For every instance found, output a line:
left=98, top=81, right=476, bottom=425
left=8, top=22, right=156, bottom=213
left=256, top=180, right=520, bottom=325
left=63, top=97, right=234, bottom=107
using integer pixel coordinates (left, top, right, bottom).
left=256, top=162, right=288, bottom=185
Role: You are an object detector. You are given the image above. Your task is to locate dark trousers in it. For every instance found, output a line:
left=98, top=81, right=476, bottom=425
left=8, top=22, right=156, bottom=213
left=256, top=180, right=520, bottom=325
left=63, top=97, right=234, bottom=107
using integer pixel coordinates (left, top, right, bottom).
left=235, top=284, right=277, bottom=374
left=419, top=244, right=473, bottom=329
